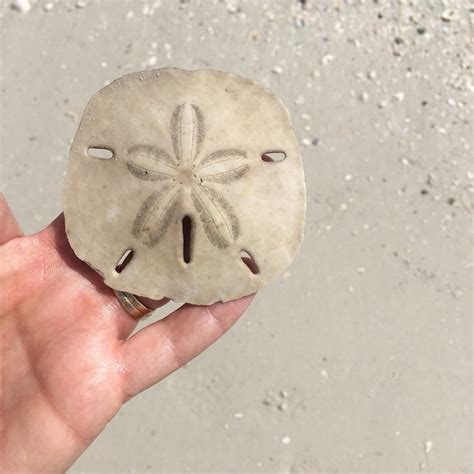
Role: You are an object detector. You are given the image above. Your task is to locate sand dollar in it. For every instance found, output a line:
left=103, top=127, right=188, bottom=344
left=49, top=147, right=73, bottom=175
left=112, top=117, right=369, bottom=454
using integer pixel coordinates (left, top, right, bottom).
left=63, top=68, right=306, bottom=305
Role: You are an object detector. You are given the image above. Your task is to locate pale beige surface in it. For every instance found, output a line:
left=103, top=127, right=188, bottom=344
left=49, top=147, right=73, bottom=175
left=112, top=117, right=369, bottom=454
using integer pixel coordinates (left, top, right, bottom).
left=0, top=1, right=472, bottom=473
left=64, top=68, right=305, bottom=304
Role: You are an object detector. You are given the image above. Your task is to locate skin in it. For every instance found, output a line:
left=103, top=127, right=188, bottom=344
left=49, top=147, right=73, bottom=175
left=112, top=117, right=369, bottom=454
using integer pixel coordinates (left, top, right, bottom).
left=0, top=193, right=254, bottom=473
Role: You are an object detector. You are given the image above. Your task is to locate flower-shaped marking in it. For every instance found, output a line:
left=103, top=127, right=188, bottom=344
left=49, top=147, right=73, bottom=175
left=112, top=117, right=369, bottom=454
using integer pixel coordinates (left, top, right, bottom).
left=127, top=103, right=248, bottom=249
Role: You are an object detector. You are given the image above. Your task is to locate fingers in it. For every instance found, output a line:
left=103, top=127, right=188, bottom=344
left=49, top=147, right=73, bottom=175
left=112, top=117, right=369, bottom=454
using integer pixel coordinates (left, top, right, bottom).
left=37, top=214, right=110, bottom=292
left=139, top=296, right=170, bottom=311
left=37, top=214, right=170, bottom=339
left=0, top=193, right=23, bottom=244
left=119, top=294, right=255, bottom=399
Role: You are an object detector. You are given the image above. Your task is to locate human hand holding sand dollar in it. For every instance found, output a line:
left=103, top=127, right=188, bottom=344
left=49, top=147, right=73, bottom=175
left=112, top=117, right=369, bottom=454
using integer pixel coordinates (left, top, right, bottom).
left=0, top=69, right=305, bottom=471
left=0, top=194, right=254, bottom=472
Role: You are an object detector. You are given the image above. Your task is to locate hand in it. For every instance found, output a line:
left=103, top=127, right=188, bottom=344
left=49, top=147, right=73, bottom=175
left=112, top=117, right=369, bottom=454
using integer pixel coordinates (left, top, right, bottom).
left=0, top=194, right=254, bottom=473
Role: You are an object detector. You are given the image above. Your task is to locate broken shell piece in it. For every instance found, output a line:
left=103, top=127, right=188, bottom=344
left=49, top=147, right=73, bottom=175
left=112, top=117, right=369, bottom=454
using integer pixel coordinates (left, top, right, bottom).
left=63, top=68, right=306, bottom=305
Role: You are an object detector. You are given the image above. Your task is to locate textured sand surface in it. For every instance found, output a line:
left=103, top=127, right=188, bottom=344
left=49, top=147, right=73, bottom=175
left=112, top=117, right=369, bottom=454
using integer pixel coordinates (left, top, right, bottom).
left=1, top=0, right=472, bottom=472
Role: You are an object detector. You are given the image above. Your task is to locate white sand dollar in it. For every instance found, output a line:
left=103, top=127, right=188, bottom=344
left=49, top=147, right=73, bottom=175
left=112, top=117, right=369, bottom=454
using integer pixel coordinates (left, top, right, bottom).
left=63, top=68, right=306, bottom=305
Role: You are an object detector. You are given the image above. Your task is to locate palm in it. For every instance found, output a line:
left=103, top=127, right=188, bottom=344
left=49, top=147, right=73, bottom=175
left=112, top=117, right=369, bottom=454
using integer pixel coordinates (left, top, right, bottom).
left=7, top=261, right=126, bottom=445
left=0, top=196, right=253, bottom=472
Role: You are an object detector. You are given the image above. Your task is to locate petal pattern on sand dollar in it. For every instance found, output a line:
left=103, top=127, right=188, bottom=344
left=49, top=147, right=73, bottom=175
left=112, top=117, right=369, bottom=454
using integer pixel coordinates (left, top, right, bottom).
left=128, top=103, right=247, bottom=249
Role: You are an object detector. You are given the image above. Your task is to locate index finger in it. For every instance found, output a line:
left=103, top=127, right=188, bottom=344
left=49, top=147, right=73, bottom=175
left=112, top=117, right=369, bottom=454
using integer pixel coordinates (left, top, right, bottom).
left=118, top=294, right=255, bottom=400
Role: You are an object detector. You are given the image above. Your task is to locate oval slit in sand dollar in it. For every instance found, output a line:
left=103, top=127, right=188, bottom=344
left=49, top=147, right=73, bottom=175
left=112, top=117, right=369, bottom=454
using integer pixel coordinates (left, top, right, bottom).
left=87, top=147, right=114, bottom=160
left=261, top=151, right=287, bottom=162
left=182, top=215, right=192, bottom=264
left=240, top=250, right=260, bottom=275
left=64, top=68, right=306, bottom=305
left=115, top=249, right=134, bottom=274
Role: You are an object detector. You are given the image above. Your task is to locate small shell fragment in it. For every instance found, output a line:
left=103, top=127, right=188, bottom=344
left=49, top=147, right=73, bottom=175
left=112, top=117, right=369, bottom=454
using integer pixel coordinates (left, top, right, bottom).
left=63, top=68, right=306, bottom=304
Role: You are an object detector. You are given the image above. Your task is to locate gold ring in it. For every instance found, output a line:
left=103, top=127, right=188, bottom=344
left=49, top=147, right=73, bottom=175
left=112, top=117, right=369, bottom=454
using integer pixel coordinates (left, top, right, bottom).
left=114, top=290, right=153, bottom=320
